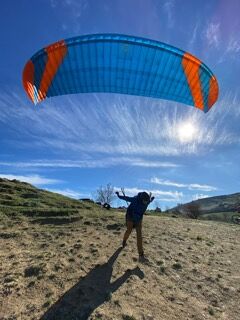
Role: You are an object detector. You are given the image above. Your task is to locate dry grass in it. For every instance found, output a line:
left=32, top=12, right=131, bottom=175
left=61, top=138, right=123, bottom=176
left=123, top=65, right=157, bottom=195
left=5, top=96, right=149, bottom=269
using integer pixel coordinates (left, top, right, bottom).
left=0, top=210, right=239, bottom=320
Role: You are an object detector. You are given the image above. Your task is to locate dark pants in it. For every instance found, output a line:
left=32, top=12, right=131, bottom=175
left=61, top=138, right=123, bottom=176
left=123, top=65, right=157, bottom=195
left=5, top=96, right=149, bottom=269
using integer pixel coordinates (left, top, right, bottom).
left=123, top=219, right=143, bottom=255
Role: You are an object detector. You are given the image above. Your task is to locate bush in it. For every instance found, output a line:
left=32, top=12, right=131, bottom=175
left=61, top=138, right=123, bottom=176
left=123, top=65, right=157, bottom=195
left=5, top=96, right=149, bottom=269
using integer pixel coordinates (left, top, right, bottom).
left=184, top=203, right=201, bottom=219
left=172, top=262, right=182, bottom=270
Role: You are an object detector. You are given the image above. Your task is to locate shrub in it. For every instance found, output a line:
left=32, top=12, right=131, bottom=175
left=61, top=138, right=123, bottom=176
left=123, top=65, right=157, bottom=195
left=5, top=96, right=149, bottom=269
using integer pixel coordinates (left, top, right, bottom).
left=184, top=202, right=201, bottom=219
left=172, top=263, right=182, bottom=270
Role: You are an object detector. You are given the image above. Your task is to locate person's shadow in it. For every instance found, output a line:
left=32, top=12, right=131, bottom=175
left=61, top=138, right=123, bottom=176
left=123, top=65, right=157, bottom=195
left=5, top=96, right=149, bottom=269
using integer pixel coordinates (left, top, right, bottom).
left=41, top=247, right=144, bottom=320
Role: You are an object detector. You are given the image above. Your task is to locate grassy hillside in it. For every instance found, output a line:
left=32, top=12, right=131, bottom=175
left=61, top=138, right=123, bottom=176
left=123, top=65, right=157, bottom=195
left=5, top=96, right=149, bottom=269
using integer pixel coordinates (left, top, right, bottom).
left=0, top=178, right=99, bottom=223
left=169, top=192, right=240, bottom=223
left=192, top=193, right=240, bottom=213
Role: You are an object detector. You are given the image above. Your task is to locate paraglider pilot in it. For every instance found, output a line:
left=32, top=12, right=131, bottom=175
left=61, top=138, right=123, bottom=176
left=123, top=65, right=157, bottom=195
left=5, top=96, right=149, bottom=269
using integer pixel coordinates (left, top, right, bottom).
left=115, top=191, right=154, bottom=262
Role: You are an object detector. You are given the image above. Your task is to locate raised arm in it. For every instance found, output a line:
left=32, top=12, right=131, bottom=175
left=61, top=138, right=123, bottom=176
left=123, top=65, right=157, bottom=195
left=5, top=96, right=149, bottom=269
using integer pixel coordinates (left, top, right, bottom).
left=115, top=191, right=134, bottom=203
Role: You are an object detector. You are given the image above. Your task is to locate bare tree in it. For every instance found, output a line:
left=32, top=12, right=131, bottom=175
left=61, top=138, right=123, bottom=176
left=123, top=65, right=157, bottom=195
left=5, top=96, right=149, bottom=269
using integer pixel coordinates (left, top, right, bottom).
left=96, top=183, right=115, bottom=205
left=184, top=202, right=201, bottom=219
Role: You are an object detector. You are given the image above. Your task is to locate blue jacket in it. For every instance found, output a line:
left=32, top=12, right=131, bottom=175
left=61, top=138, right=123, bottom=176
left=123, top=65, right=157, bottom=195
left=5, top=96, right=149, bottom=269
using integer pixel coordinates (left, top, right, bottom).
left=118, top=194, right=151, bottom=222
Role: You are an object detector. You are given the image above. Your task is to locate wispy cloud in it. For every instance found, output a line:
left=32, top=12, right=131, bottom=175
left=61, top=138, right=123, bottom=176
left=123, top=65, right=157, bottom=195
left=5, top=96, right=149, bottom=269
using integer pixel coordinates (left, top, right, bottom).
left=0, top=158, right=179, bottom=169
left=227, top=37, right=240, bottom=53
left=116, top=187, right=183, bottom=202
left=217, top=35, right=240, bottom=64
left=151, top=177, right=217, bottom=192
left=205, top=22, right=220, bottom=48
left=49, top=0, right=88, bottom=33
left=188, top=22, right=199, bottom=51
left=0, top=88, right=239, bottom=160
left=0, top=174, right=60, bottom=185
left=48, top=186, right=183, bottom=203
left=163, top=0, right=175, bottom=28
left=46, top=188, right=87, bottom=199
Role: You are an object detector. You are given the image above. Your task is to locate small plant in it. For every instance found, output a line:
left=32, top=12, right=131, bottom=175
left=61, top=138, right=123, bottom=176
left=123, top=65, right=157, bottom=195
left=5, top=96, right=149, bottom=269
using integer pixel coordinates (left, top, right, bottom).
left=42, top=300, right=51, bottom=308
left=45, top=292, right=53, bottom=298
left=160, top=266, right=166, bottom=273
left=206, top=241, right=214, bottom=246
left=114, top=299, right=120, bottom=306
left=27, top=281, right=35, bottom=287
left=122, top=315, right=137, bottom=320
left=24, top=265, right=42, bottom=277
left=172, top=263, right=182, bottom=270
left=208, top=307, right=215, bottom=316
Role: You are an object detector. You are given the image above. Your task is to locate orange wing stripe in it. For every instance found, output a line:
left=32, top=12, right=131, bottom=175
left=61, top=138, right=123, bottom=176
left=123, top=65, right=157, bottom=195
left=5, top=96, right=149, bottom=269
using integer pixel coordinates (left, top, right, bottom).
left=208, top=76, right=219, bottom=109
left=182, top=52, right=204, bottom=111
left=22, top=60, right=35, bottom=103
left=38, top=40, right=67, bottom=101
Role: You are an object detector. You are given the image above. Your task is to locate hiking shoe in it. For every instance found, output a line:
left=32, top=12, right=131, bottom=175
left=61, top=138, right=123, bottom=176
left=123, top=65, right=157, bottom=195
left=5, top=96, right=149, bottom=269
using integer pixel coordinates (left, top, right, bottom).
left=138, top=254, right=149, bottom=264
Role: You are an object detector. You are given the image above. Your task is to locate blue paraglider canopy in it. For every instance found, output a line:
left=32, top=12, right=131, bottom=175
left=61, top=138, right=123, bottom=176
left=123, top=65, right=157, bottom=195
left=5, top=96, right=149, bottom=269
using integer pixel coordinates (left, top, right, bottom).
left=23, top=34, right=218, bottom=112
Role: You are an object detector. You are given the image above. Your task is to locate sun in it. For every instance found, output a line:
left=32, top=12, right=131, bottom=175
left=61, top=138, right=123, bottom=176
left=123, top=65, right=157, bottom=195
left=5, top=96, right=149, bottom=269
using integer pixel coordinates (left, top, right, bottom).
left=177, top=122, right=196, bottom=143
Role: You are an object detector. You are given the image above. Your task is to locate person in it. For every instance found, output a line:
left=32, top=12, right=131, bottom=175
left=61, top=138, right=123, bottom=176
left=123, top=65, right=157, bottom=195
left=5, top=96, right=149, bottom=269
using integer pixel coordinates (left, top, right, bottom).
left=115, top=191, right=154, bottom=262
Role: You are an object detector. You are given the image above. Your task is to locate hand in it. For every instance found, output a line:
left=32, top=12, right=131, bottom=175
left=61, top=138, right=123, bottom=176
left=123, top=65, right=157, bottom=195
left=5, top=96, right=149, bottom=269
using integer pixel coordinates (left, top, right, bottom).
left=151, top=196, right=155, bottom=202
left=115, top=191, right=119, bottom=196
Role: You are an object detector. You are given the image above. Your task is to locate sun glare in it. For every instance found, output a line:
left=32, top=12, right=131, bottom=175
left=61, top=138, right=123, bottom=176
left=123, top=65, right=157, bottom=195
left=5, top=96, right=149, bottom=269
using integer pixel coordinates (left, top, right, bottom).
left=177, top=122, right=196, bottom=143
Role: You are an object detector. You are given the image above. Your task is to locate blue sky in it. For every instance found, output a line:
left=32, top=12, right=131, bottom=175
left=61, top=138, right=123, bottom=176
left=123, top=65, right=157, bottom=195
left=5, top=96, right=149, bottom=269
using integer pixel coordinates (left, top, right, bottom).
left=0, top=0, right=240, bottom=209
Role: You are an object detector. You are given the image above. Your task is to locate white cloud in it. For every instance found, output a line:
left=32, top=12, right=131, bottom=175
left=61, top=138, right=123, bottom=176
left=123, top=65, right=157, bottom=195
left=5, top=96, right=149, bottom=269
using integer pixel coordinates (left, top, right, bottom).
left=130, top=160, right=179, bottom=168
left=151, top=177, right=185, bottom=188
left=218, top=36, right=240, bottom=63
left=205, top=22, right=220, bottom=48
left=49, top=186, right=183, bottom=203
left=151, top=177, right=217, bottom=192
left=0, top=174, right=60, bottom=185
left=188, top=22, right=199, bottom=50
left=46, top=188, right=87, bottom=199
left=116, top=187, right=183, bottom=201
left=188, top=184, right=217, bottom=192
left=227, top=37, right=240, bottom=53
left=163, top=0, right=175, bottom=28
left=192, top=193, right=209, bottom=201
left=0, top=86, right=239, bottom=161
left=0, top=158, right=179, bottom=169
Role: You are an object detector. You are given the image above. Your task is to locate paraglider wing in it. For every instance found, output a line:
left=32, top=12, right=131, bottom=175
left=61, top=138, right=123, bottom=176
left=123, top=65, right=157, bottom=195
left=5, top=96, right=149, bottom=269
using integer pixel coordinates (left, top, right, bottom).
left=22, top=34, right=219, bottom=112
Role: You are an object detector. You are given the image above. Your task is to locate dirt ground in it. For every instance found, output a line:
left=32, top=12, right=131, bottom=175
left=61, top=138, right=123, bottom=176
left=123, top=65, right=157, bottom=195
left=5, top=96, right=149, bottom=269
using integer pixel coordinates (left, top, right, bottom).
left=0, top=212, right=239, bottom=320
